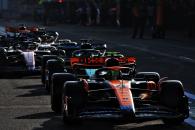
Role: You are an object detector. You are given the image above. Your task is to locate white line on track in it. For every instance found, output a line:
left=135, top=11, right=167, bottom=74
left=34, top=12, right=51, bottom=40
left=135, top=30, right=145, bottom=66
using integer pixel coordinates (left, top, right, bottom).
left=119, top=44, right=195, bottom=63
left=185, top=118, right=195, bottom=127
left=184, top=91, right=195, bottom=127
left=185, top=92, right=195, bottom=100
left=179, top=56, right=195, bottom=63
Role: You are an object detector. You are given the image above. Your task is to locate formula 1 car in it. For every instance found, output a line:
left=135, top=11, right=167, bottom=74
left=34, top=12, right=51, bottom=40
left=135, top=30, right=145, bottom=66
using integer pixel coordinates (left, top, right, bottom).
left=41, top=41, right=108, bottom=89
left=60, top=66, right=189, bottom=125
left=0, top=25, right=63, bottom=76
left=43, top=49, right=106, bottom=92
left=53, top=39, right=107, bottom=57
left=50, top=57, right=136, bottom=113
left=5, top=25, right=59, bottom=45
left=0, top=46, right=51, bottom=75
left=0, top=39, right=65, bottom=76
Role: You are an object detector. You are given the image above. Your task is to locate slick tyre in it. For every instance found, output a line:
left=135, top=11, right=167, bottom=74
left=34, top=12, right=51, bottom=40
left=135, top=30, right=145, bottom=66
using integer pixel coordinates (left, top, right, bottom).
left=51, top=73, right=76, bottom=113
left=41, top=55, right=58, bottom=84
left=45, top=59, right=64, bottom=92
left=62, top=81, right=87, bottom=124
left=160, top=80, right=189, bottom=124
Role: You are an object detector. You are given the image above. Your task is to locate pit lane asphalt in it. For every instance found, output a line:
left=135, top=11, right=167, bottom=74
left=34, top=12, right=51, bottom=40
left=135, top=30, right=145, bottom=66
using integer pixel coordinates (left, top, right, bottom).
left=0, top=20, right=195, bottom=130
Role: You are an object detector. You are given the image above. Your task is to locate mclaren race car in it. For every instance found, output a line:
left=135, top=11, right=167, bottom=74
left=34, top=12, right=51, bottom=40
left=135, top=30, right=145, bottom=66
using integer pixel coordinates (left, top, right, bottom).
left=49, top=57, right=136, bottom=113
left=60, top=66, right=189, bottom=124
left=46, top=56, right=188, bottom=125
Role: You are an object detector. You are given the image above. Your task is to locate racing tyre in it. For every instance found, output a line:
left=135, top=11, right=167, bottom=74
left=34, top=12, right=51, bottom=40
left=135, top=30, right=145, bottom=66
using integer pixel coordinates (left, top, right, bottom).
left=51, top=73, right=76, bottom=113
left=62, top=81, right=87, bottom=125
left=41, top=55, right=58, bottom=84
left=135, top=72, right=160, bottom=84
left=0, top=48, right=7, bottom=76
left=160, top=80, right=189, bottom=124
left=45, top=59, right=64, bottom=92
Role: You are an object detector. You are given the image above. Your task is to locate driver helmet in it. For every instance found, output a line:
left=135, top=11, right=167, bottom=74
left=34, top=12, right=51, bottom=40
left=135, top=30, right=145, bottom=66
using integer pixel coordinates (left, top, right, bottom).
left=18, top=24, right=27, bottom=31
left=105, top=58, right=120, bottom=67
left=80, top=43, right=92, bottom=49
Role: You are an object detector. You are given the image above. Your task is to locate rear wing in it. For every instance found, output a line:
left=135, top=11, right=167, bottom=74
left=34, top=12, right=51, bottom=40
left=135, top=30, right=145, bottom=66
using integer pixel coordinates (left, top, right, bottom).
left=70, top=57, right=136, bottom=67
left=5, top=26, right=39, bottom=33
left=80, top=39, right=107, bottom=50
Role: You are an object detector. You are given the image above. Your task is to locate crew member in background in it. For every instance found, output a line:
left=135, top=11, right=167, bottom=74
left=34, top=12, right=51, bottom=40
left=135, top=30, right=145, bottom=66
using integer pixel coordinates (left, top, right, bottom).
left=153, top=0, right=165, bottom=39
left=88, top=0, right=101, bottom=25
left=116, top=0, right=121, bottom=26
left=101, top=0, right=120, bottom=26
left=109, top=0, right=120, bottom=26
left=131, top=0, right=148, bottom=39
left=76, top=0, right=98, bottom=26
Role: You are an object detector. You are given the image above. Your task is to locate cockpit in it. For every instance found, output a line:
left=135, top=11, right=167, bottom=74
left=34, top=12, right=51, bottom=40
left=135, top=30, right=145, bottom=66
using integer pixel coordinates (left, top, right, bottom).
left=95, top=67, right=133, bottom=80
left=72, top=49, right=102, bottom=57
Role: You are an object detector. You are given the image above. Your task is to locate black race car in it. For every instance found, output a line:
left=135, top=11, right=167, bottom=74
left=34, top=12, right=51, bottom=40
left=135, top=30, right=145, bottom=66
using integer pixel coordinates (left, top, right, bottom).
left=5, top=25, right=59, bottom=45
left=43, top=49, right=105, bottom=92
left=0, top=40, right=63, bottom=76
left=0, top=25, right=62, bottom=76
left=41, top=41, right=107, bottom=90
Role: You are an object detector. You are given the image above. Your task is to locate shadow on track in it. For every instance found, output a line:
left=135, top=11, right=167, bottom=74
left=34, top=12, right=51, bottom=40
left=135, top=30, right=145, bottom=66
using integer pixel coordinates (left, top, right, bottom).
left=15, top=112, right=55, bottom=119
left=15, top=111, right=195, bottom=130
left=115, top=122, right=195, bottom=130
left=32, top=116, right=116, bottom=130
left=32, top=117, right=195, bottom=130
left=0, top=74, right=41, bottom=79
left=0, top=74, right=24, bottom=79
left=15, top=84, right=49, bottom=97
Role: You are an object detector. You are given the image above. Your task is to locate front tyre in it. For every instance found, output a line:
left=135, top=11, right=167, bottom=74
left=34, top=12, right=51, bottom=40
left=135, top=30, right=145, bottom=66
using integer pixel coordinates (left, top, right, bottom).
left=45, top=59, right=64, bottom=92
left=160, top=80, right=189, bottom=124
left=41, top=55, right=58, bottom=84
left=62, top=81, right=87, bottom=124
left=51, top=73, right=76, bottom=113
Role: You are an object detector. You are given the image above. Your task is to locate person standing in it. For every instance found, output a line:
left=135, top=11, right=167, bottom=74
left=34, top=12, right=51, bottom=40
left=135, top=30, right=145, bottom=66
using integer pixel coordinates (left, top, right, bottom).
left=131, top=0, right=148, bottom=39
left=152, top=0, right=166, bottom=39
left=88, top=0, right=101, bottom=25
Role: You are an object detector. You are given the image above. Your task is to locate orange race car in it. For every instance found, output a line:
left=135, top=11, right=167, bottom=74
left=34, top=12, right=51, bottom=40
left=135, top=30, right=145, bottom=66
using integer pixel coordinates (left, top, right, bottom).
left=49, top=57, right=189, bottom=125
left=60, top=66, right=189, bottom=124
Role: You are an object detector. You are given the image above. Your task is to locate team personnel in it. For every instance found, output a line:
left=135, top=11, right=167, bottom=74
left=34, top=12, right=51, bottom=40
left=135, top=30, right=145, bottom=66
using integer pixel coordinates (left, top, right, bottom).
left=131, top=0, right=148, bottom=39
left=152, top=0, right=166, bottom=39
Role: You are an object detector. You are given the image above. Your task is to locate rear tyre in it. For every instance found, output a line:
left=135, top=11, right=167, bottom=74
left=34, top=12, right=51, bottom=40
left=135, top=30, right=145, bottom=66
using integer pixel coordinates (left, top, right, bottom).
left=45, top=59, right=64, bottom=92
left=51, top=73, right=76, bottom=113
left=41, top=55, right=58, bottom=84
left=160, top=80, right=189, bottom=124
left=62, top=81, right=87, bottom=124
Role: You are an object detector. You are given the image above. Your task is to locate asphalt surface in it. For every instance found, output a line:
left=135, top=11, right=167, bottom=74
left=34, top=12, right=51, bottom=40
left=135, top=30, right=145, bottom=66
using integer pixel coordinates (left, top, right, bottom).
left=0, top=20, right=195, bottom=130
